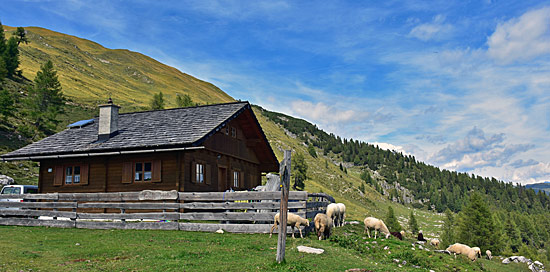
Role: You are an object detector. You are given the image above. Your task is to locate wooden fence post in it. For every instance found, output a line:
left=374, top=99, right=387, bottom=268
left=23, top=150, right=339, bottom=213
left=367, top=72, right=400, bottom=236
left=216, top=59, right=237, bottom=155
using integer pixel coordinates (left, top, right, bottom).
left=276, top=150, right=291, bottom=263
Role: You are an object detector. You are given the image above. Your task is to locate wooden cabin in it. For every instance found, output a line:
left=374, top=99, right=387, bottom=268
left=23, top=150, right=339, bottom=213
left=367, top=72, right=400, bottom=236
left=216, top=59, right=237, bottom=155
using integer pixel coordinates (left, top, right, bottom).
left=1, top=101, right=279, bottom=193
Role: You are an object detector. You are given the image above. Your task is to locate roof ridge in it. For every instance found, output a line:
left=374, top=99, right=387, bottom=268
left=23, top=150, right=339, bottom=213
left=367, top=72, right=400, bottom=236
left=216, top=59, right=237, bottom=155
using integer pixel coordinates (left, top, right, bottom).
left=117, top=100, right=249, bottom=116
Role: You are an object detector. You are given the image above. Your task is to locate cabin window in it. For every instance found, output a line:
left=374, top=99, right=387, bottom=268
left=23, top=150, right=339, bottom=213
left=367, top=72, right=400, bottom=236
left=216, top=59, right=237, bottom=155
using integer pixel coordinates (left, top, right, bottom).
left=196, top=163, right=205, bottom=183
left=233, top=171, right=239, bottom=188
left=225, top=126, right=229, bottom=135
left=62, top=165, right=86, bottom=185
left=135, top=162, right=152, bottom=182
left=231, top=127, right=237, bottom=138
left=65, top=166, right=81, bottom=184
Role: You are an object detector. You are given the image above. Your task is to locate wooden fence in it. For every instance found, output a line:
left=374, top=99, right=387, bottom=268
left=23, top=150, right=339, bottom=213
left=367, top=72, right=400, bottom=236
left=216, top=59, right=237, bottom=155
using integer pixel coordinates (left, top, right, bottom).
left=0, top=190, right=334, bottom=233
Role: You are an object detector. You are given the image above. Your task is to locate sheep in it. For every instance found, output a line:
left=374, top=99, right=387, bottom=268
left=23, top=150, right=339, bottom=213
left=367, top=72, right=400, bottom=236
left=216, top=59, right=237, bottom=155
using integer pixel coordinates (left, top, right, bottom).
left=472, top=247, right=482, bottom=259
left=269, top=212, right=309, bottom=239
left=326, top=203, right=340, bottom=227
left=430, top=238, right=440, bottom=248
left=446, top=243, right=479, bottom=261
left=363, top=217, right=391, bottom=239
left=486, top=249, right=492, bottom=260
left=314, top=213, right=332, bottom=240
left=336, top=203, right=346, bottom=226
left=390, top=231, right=403, bottom=240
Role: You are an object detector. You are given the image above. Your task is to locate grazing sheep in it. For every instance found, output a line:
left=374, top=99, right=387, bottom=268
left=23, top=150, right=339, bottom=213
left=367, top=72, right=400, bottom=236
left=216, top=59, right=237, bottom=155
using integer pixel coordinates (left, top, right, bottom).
left=326, top=203, right=340, bottom=227
left=417, top=230, right=427, bottom=242
left=269, top=212, right=309, bottom=239
left=472, top=247, right=482, bottom=258
left=390, top=231, right=403, bottom=240
left=486, top=250, right=492, bottom=260
left=336, top=203, right=346, bottom=226
left=314, top=213, right=332, bottom=240
left=363, top=217, right=391, bottom=239
left=446, top=243, right=479, bottom=261
left=430, top=238, right=440, bottom=248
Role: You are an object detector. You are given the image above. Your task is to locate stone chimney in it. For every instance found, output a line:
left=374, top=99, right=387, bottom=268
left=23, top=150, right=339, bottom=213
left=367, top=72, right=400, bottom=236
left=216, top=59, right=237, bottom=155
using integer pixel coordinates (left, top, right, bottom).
left=98, top=98, right=120, bottom=141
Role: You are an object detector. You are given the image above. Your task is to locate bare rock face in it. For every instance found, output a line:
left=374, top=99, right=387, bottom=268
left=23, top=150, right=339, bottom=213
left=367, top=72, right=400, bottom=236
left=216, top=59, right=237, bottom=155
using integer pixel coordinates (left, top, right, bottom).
left=297, top=246, right=324, bottom=254
left=0, top=175, right=14, bottom=185
left=502, top=256, right=546, bottom=272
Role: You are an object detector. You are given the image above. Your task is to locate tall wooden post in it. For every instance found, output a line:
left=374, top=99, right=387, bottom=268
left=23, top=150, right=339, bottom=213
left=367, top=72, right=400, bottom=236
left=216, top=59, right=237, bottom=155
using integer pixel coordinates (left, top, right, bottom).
left=276, top=150, right=291, bottom=263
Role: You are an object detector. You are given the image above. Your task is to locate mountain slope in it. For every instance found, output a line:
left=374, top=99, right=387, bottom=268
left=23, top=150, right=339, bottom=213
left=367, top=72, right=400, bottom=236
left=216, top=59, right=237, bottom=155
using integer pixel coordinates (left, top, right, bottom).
left=5, top=26, right=234, bottom=111
left=526, top=182, right=550, bottom=195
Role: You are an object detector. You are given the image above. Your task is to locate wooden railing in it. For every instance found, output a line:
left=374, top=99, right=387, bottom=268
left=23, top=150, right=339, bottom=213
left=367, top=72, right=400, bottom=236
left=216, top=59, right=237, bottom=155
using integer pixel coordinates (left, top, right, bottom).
left=0, top=190, right=333, bottom=233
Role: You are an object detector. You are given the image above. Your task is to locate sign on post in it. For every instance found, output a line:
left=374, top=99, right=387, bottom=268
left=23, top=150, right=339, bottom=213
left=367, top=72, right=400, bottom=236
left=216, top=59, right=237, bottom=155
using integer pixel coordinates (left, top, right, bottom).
left=276, top=150, right=291, bottom=263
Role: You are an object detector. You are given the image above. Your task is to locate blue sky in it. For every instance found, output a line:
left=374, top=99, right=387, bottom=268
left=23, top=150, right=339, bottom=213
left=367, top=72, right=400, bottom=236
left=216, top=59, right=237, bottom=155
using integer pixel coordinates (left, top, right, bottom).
left=2, top=0, right=550, bottom=185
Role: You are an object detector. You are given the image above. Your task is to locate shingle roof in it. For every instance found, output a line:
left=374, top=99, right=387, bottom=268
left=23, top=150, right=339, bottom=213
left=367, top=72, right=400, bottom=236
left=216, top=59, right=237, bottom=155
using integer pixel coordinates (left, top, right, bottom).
left=2, top=102, right=251, bottom=158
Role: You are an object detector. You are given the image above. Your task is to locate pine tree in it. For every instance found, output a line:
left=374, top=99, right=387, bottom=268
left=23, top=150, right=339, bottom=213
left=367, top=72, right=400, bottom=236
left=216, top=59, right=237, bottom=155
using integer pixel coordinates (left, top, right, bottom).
left=292, top=152, right=307, bottom=190
left=409, top=211, right=419, bottom=235
left=307, top=143, right=317, bottom=158
left=3, top=37, right=19, bottom=78
left=176, top=93, right=193, bottom=108
left=385, top=206, right=402, bottom=232
left=0, top=57, right=7, bottom=80
left=150, top=91, right=165, bottom=110
left=25, top=60, right=64, bottom=135
left=14, top=27, right=28, bottom=45
left=0, top=21, right=6, bottom=55
left=0, top=88, right=14, bottom=121
left=504, top=215, right=521, bottom=252
left=441, top=208, right=455, bottom=248
left=456, top=193, right=503, bottom=254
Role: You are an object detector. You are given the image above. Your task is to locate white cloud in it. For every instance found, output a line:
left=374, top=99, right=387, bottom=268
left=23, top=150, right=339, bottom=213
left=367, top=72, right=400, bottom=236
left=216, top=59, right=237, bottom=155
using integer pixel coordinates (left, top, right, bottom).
left=290, top=100, right=364, bottom=124
left=487, top=6, right=550, bottom=64
left=409, top=14, right=453, bottom=41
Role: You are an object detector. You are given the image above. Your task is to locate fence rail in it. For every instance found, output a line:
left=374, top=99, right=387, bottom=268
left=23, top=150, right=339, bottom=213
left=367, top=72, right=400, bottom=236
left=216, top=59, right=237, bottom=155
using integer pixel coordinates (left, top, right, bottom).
left=0, top=190, right=333, bottom=233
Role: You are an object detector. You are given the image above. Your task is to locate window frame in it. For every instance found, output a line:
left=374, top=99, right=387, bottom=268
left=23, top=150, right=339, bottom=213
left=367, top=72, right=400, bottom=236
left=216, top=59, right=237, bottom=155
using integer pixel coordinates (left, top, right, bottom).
left=196, top=163, right=205, bottom=184
left=134, top=161, right=153, bottom=182
left=64, top=165, right=82, bottom=185
left=233, top=170, right=240, bottom=188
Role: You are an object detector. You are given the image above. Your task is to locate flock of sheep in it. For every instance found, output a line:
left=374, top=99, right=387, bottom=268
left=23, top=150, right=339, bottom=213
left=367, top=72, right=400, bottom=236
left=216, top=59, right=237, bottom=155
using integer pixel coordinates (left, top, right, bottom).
left=268, top=202, right=492, bottom=262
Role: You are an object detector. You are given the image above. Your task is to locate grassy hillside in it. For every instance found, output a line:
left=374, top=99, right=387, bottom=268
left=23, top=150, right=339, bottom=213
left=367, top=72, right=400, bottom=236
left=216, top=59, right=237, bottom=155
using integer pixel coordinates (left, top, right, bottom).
left=5, top=26, right=234, bottom=111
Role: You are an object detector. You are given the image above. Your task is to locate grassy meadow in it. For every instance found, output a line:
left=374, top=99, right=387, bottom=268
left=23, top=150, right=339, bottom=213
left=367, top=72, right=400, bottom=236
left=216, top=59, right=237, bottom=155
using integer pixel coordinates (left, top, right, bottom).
left=0, top=224, right=529, bottom=272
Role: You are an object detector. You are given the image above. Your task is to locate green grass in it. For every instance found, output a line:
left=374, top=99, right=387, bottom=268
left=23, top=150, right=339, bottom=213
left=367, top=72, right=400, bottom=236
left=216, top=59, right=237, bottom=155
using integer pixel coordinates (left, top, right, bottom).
left=0, top=224, right=529, bottom=272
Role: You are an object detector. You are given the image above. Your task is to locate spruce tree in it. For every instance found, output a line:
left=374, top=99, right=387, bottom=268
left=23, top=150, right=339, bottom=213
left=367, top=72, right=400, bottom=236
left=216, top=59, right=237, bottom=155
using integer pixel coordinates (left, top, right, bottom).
left=385, top=206, right=402, bottom=232
left=307, top=143, right=317, bottom=158
left=0, top=88, right=14, bottom=121
left=441, top=208, right=455, bottom=248
left=0, top=57, right=7, bottom=80
left=504, top=215, right=521, bottom=252
left=176, top=93, right=193, bottom=108
left=14, top=27, right=28, bottom=45
left=26, top=60, right=64, bottom=135
left=292, top=152, right=307, bottom=190
left=150, top=91, right=165, bottom=110
left=0, top=20, right=6, bottom=55
left=456, top=193, right=503, bottom=254
left=3, top=37, right=19, bottom=78
left=409, top=211, right=419, bottom=235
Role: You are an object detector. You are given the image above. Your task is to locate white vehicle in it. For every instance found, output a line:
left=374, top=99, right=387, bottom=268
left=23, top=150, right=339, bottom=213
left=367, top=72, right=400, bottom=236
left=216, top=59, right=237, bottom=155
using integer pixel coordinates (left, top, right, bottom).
left=0, top=185, right=38, bottom=203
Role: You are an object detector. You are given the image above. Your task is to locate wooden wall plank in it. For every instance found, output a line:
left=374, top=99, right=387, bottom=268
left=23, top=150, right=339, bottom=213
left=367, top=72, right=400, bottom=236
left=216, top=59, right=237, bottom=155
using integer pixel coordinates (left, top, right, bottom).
left=77, top=212, right=179, bottom=220
left=179, top=212, right=306, bottom=221
left=178, top=223, right=304, bottom=234
left=0, top=218, right=75, bottom=228
left=77, top=203, right=180, bottom=210
left=76, top=221, right=178, bottom=230
left=0, top=202, right=77, bottom=209
left=178, top=191, right=308, bottom=201
left=180, top=201, right=306, bottom=210
left=0, top=209, right=76, bottom=218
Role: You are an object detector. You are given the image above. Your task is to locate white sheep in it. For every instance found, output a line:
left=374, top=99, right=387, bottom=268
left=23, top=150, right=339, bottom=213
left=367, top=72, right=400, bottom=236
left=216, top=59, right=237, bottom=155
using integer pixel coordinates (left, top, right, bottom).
left=269, top=212, right=309, bottom=239
left=472, top=247, right=482, bottom=259
left=314, top=213, right=332, bottom=240
left=446, top=243, right=478, bottom=261
left=486, top=249, right=492, bottom=260
left=363, top=217, right=391, bottom=239
left=336, top=203, right=346, bottom=227
left=326, top=203, right=340, bottom=227
left=430, top=238, right=440, bottom=248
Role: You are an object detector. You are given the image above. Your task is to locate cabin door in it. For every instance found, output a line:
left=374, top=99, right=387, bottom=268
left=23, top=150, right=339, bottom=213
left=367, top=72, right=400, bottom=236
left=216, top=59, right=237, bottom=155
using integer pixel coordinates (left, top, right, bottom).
left=218, top=166, right=228, bottom=192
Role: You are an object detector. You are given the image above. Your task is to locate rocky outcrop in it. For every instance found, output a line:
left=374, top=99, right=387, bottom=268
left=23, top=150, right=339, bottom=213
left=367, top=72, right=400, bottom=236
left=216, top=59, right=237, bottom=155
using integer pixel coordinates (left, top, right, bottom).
left=0, top=175, right=14, bottom=186
left=502, top=256, right=546, bottom=272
